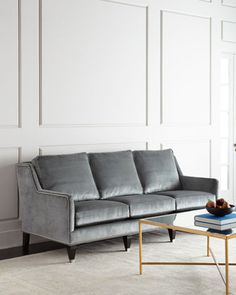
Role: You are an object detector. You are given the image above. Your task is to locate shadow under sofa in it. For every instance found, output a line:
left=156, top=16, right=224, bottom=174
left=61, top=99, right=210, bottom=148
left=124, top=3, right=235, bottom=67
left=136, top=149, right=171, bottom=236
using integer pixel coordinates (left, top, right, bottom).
left=16, top=149, right=218, bottom=262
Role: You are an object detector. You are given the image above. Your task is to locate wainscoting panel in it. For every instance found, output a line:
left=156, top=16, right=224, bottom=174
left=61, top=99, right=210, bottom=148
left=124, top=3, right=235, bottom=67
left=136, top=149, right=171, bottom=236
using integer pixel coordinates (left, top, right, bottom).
left=40, top=0, right=147, bottom=127
left=161, top=11, right=211, bottom=126
left=0, top=0, right=19, bottom=127
left=161, top=140, right=211, bottom=178
left=39, top=142, right=147, bottom=155
left=0, top=148, right=20, bottom=221
left=222, top=0, right=236, bottom=8
left=222, top=21, right=236, bottom=43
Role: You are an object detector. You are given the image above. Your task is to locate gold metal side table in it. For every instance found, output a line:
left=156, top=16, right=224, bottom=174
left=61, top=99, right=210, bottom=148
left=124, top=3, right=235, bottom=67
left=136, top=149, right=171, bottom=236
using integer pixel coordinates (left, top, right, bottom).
left=139, top=210, right=236, bottom=295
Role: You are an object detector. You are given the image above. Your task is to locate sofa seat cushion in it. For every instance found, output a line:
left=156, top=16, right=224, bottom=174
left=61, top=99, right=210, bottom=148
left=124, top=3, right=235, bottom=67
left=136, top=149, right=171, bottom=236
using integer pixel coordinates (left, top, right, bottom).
left=75, top=200, right=130, bottom=227
left=133, top=149, right=181, bottom=194
left=159, top=190, right=216, bottom=211
left=89, top=151, right=143, bottom=199
left=108, top=194, right=175, bottom=218
left=32, top=153, right=99, bottom=201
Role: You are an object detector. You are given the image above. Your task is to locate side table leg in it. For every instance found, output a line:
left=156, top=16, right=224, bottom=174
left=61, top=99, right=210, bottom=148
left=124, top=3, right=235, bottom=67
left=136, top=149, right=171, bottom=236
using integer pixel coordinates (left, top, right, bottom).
left=139, top=221, right=143, bottom=275
left=225, top=238, right=229, bottom=295
left=207, top=236, right=210, bottom=257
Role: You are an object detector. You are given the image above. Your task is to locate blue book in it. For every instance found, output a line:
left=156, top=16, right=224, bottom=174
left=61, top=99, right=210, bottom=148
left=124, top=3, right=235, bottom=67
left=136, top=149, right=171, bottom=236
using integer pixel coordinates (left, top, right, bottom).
left=194, top=213, right=236, bottom=225
left=194, top=220, right=236, bottom=231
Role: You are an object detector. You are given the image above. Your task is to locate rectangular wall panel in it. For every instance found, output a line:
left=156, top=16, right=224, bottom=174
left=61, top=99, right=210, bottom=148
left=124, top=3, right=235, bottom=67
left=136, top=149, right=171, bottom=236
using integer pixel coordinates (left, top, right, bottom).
left=40, top=0, right=147, bottom=126
left=0, top=148, right=20, bottom=221
left=222, top=0, right=236, bottom=7
left=39, top=142, right=147, bottom=155
left=161, top=11, right=211, bottom=126
left=162, top=141, right=211, bottom=177
left=0, top=0, right=19, bottom=127
left=222, top=21, right=236, bottom=43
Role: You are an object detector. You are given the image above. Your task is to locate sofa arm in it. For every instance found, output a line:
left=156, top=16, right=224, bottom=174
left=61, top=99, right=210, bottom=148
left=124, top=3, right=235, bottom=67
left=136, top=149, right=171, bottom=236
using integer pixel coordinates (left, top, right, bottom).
left=17, top=163, right=75, bottom=244
left=180, top=175, right=219, bottom=197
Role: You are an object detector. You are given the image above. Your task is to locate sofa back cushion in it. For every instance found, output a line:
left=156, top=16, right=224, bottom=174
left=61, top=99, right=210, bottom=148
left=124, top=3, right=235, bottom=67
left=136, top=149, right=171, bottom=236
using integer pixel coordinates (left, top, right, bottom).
left=133, top=149, right=181, bottom=194
left=89, top=151, right=143, bottom=199
left=32, top=153, right=99, bottom=201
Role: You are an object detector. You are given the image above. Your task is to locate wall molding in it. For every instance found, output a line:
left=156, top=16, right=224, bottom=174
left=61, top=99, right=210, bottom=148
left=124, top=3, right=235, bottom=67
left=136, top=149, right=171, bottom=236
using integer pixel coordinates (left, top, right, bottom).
left=221, top=0, right=236, bottom=8
left=38, top=0, right=149, bottom=128
left=160, top=10, right=212, bottom=127
left=0, top=0, right=21, bottom=129
left=221, top=20, right=236, bottom=43
left=39, top=123, right=146, bottom=128
left=39, top=141, right=148, bottom=155
left=0, top=224, right=45, bottom=250
left=161, top=139, right=212, bottom=177
left=17, top=0, right=22, bottom=128
left=0, top=147, right=21, bottom=222
left=100, top=0, right=148, bottom=9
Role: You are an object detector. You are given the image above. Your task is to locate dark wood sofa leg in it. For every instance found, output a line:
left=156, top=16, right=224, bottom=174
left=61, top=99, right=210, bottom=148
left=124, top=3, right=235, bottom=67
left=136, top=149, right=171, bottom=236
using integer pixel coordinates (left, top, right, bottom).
left=123, top=236, right=131, bottom=251
left=22, top=232, right=30, bottom=254
left=67, top=246, right=77, bottom=263
left=168, top=229, right=176, bottom=242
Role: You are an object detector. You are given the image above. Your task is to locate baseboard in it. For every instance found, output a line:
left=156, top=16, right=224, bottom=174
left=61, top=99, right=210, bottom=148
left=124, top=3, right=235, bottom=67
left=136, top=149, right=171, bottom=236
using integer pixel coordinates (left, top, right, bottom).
left=0, top=228, right=47, bottom=250
left=0, top=240, right=63, bottom=261
left=0, top=219, right=63, bottom=259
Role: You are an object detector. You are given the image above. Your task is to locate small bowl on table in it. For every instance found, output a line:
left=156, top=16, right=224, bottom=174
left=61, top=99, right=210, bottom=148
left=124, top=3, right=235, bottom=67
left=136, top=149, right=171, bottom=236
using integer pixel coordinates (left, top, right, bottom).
left=206, top=205, right=235, bottom=217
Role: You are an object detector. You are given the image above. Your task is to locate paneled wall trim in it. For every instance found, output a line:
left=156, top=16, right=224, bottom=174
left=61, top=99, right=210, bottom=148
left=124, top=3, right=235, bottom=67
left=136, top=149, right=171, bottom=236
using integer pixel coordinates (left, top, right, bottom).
left=161, top=140, right=212, bottom=178
left=0, top=0, right=236, bottom=249
left=0, top=147, right=21, bottom=222
left=0, top=0, right=21, bottom=128
left=222, top=0, right=236, bottom=8
left=160, top=10, right=211, bottom=126
left=39, top=142, right=148, bottom=156
left=39, top=0, right=149, bottom=127
left=222, top=21, right=236, bottom=43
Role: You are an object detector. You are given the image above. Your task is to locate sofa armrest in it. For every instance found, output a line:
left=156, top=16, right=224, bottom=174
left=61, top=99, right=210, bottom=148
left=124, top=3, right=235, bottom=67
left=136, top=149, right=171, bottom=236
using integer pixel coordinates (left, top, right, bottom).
left=180, top=175, right=219, bottom=197
left=17, top=163, right=75, bottom=244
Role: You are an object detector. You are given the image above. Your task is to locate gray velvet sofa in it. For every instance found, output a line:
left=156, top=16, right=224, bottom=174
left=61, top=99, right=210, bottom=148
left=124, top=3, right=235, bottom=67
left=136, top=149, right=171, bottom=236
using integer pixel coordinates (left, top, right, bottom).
left=16, top=149, right=218, bottom=262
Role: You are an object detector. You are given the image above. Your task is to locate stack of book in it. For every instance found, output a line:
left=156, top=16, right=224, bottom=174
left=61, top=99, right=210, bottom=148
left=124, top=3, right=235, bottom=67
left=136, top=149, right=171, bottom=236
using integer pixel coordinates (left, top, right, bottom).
left=194, top=213, right=236, bottom=231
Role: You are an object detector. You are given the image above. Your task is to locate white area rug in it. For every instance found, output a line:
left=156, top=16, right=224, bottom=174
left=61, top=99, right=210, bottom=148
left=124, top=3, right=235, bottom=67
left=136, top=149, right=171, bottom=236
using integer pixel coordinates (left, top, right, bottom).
left=0, top=230, right=236, bottom=295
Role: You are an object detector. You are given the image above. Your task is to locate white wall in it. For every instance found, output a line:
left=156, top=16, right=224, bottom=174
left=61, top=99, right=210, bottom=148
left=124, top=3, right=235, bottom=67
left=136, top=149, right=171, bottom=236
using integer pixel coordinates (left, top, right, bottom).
left=0, top=0, right=235, bottom=249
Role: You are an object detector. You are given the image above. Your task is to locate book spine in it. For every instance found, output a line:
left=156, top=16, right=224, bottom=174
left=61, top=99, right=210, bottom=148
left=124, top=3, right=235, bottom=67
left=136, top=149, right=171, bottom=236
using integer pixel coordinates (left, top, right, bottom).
left=194, top=217, right=236, bottom=225
left=195, top=221, right=236, bottom=230
left=194, top=217, right=220, bottom=225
